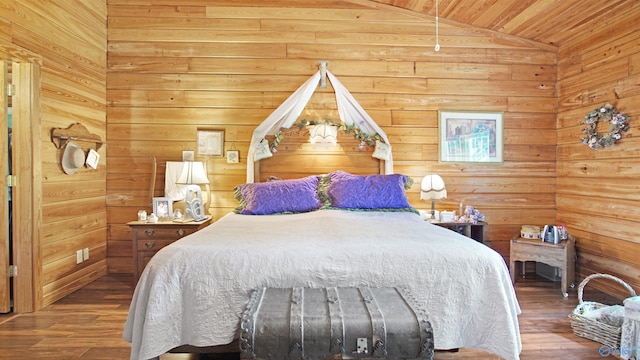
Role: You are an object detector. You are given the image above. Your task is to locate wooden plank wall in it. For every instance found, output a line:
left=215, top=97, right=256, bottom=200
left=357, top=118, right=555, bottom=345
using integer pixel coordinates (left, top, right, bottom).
left=0, top=0, right=108, bottom=308
left=106, top=0, right=558, bottom=274
left=557, top=7, right=640, bottom=297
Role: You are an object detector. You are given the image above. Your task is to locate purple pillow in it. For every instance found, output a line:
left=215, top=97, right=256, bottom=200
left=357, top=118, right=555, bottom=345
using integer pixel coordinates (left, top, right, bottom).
left=326, top=171, right=411, bottom=209
left=234, top=176, right=322, bottom=215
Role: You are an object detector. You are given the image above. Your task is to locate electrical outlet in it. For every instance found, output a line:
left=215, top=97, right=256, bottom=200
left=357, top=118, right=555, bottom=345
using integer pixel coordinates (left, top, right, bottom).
left=76, top=250, right=83, bottom=264
left=83, top=247, right=89, bottom=261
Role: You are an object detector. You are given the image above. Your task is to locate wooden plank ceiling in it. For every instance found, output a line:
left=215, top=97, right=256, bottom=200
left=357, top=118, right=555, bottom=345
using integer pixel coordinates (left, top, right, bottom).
left=371, top=0, right=640, bottom=46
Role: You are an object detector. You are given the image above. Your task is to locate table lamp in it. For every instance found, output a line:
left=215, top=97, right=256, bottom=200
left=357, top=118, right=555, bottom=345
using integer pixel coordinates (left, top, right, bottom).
left=420, top=174, right=447, bottom=221
left=176, top=161, right=210, bottom=221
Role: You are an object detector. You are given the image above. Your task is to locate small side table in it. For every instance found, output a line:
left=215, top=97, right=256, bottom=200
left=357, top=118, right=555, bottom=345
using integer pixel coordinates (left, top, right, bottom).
left=128, top=218, right=211, bottom=282
left=510, top=234, right=575, bottom=297
left=433, top=221, right=487, bottom=243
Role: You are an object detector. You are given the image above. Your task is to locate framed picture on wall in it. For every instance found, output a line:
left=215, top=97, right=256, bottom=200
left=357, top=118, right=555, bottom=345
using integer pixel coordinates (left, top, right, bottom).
left=182, top=150, right=195, bottom=161
left=226, top=150, right=239, bottom=163
left=197, top=129, right=224, bottom=157
left=438, top=110, right=504, bottom=163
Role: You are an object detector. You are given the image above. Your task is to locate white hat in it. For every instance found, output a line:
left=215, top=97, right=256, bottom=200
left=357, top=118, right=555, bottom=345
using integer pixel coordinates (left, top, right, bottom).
left=62, top=141, right=85, bottom=175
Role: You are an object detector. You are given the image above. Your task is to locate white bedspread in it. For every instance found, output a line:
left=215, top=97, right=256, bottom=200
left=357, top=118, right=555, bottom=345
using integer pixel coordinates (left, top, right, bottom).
left=123, top=210, right=521, bottom=360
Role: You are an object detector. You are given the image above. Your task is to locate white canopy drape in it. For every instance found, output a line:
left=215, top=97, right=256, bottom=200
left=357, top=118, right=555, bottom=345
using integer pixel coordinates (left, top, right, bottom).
left=246, top=70, right=393, bottom=183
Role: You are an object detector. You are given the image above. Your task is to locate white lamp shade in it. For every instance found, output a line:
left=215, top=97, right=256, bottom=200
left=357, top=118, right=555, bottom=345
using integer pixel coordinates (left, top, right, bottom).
left=176, top=161, right=210, bottom=185
left=420, top=174, right=447, bottom=200
left=308, top=124, right=338, bottom=145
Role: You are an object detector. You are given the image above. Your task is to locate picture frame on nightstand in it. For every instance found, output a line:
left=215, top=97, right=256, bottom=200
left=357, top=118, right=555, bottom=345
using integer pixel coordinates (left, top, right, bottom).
left=152, top=197, right=172, bottom=218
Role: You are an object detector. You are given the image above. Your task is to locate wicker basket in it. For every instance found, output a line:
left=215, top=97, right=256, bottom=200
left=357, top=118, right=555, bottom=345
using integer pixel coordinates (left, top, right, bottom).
left=569, top=273, right=637, bottom=349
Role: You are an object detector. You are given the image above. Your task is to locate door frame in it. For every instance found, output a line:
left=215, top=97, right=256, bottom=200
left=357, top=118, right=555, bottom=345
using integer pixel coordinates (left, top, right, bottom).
left=0, top=59, right=9, bottom=313
left=1, top=42, right=43, bottom=313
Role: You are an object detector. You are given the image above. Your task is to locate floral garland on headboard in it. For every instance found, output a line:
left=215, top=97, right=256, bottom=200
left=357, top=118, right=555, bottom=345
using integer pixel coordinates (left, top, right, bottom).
left=580, top=103, right=630, bottom=150
left=269, top=119, right=384, bottom=153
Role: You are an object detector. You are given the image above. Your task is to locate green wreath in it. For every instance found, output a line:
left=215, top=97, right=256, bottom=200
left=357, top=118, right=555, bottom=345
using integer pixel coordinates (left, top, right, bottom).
left=581, top=103, right=630, bottom=149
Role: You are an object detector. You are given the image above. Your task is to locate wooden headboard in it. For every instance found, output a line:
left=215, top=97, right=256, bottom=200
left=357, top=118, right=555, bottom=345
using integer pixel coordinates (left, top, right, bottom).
left=255, top=127, right=382, bottom=182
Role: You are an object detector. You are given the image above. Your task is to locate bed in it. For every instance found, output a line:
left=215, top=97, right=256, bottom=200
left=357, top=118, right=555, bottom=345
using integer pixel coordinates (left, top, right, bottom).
left=123, top=171, right=522, bottom=360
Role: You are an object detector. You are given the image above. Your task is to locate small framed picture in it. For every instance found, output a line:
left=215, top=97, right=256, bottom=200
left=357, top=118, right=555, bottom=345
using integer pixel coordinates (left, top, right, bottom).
left=152, top=197, right=173, bottom=219
left=182, top=150, right=194, bottom=162
left=226, top=150, right=239, bottom=163
left=197, top=129, right=224, bottom=157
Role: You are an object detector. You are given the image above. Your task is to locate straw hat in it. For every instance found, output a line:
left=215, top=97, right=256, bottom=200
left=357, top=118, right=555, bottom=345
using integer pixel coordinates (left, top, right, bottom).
left=62, top=141, right=85, bottom=175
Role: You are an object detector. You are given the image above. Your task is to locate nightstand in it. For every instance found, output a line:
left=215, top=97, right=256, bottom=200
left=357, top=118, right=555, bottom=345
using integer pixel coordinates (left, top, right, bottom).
left=128, top=218, right=211, bottom=282
left=510, top=234, right=575, bottom=297
left=433, top=221, right=487, bottom=243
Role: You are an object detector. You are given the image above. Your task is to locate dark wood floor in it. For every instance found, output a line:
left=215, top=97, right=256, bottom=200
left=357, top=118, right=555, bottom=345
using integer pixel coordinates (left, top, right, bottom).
left=0, top=273, right=623, bottom=359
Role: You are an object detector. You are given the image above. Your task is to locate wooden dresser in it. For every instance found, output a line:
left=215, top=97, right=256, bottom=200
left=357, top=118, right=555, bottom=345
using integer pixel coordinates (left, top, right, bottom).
left=128, top=218, right=211, bottom=282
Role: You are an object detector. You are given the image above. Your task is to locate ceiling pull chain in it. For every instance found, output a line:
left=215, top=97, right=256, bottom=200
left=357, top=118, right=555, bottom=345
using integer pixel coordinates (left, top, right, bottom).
left=434, top=0, right=440, bottom=52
